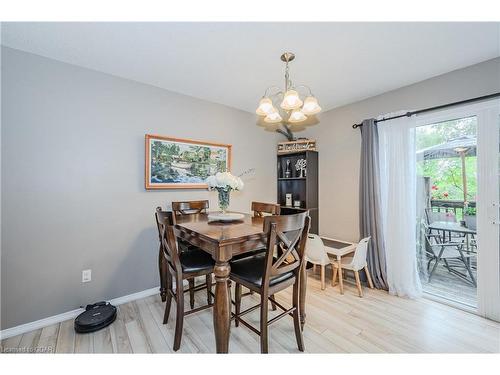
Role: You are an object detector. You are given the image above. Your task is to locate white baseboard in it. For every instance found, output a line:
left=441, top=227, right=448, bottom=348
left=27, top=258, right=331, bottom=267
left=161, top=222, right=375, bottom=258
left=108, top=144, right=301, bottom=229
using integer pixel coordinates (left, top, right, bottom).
left=108, top=286, right=159, bottom=307
left=0, top=286, right=160, bottom=340
left=0, top=308, right=84, bottom=342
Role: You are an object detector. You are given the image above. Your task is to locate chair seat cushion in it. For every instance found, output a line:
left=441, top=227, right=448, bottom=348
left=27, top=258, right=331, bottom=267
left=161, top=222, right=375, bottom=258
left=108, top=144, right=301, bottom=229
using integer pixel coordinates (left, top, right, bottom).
left=179, top=248, right=215, bottom=274
left=230, top=253, right=294, bottom=288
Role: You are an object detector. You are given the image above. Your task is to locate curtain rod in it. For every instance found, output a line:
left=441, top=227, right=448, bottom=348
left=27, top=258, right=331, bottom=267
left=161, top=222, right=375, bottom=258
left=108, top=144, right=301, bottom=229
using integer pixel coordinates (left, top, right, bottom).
left=352, top=92, right=500, bottom=129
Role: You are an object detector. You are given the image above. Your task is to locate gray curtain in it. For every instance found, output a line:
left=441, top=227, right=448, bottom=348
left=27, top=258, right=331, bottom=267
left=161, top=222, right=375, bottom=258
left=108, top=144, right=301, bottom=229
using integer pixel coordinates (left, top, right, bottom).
left=359, top=119, right=388, bottom=289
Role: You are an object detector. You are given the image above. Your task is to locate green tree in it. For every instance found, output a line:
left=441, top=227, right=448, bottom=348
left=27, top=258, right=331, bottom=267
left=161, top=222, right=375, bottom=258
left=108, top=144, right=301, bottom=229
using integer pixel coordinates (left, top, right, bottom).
left=416, top=116, right=476, bottom=149
left=416, top=116, right=477, bottom=202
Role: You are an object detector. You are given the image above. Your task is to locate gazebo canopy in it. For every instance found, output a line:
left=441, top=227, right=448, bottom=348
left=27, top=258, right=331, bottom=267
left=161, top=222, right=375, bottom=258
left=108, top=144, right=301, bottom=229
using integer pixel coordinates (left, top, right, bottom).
left=417, top=135, right=476, bottom=160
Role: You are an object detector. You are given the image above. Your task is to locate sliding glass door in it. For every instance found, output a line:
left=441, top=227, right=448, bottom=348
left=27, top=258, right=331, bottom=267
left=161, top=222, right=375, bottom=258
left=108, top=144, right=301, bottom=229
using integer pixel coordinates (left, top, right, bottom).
left=416, top=116, right=478, bottom=307
left=416, top=99, right=500, bottom=320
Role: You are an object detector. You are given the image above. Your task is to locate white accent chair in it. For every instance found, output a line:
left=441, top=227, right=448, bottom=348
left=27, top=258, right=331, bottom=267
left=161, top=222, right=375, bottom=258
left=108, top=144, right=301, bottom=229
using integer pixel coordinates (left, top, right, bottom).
left=332, top=237, right=374, bottom=297
left=304, top=234, right=331, bottom=290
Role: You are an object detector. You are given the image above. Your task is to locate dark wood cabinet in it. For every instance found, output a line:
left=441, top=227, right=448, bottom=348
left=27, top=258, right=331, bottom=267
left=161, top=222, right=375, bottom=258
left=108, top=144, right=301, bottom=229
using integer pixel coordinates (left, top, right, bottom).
left=277, top=150, right=318, bottom=234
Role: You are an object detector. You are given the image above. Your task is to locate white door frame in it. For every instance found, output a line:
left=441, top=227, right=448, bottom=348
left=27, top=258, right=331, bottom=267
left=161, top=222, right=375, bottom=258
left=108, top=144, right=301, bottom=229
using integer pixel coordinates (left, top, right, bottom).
left=416, top=98, right=500, bottom=321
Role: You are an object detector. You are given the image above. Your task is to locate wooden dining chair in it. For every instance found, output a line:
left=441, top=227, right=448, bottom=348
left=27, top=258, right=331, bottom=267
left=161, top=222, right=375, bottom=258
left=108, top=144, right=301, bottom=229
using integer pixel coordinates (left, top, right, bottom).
left=155, top=207, right=171, bottom=302
left=251, top=201, right=280, bottom=217
left=230, top=212, right=310, bottom=353
left=171, top=200, right=210, bottom=307
left=172, top=200, right=209, bottom=215
left=246, top=202, right=281, bottom=256
left=156, top=206, right=200, bottom=305
left=156, top=208, right=214, bottom=351
left=235, top=201, right=281, bottom=310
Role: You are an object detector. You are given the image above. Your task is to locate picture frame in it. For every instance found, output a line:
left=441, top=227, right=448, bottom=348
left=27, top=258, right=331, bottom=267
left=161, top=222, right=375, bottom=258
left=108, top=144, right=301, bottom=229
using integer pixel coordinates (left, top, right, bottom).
left=145, top=134, right=232, bottom=190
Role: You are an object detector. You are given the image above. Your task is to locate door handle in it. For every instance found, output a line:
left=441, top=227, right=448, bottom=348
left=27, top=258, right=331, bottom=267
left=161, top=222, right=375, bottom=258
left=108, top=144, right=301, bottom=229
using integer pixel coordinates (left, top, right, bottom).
left=493, top=202, right=500, bottom=225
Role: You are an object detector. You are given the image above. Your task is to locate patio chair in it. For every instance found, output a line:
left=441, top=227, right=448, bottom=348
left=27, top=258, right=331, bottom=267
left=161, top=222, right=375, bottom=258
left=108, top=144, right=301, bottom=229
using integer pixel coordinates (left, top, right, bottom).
left=422, top=223, right=476, bottom=287
left=425, top=208, right=461, bottom=241
left=463, top=215, right=477, bottom=253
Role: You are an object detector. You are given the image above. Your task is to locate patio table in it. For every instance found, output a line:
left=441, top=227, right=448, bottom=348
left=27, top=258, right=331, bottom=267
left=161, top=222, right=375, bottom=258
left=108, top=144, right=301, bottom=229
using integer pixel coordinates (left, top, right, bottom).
left=428, top=221, right=476, bottom=247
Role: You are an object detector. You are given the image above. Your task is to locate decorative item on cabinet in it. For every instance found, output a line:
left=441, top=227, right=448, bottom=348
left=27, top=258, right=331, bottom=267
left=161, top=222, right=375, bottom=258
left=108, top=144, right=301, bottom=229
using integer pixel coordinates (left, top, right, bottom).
left=285, top=193, right=293, bottom=207
left=295, top=158, right=307, bottom=178
left=277, top=139, right=317, bottom=154
left=285, top=160, right=291, bottom=178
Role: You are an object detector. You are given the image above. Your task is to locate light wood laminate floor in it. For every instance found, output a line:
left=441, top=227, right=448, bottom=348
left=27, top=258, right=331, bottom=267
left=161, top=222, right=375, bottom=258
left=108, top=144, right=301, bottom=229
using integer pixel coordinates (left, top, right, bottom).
left=2, top=270, right=499, bottom=353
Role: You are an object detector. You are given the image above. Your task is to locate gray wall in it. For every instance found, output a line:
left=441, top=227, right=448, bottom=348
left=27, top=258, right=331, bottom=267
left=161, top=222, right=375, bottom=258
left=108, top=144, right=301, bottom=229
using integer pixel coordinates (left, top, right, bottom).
left=306, top=57, right=500, bottom=242
left=0, top=47, right=279, bottom=329
left=2, top=46, right=499, bottom=330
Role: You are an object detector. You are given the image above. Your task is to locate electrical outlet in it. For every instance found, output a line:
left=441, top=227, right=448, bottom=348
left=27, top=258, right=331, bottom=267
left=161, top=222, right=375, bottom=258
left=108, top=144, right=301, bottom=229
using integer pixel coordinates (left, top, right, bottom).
left=82, top=269, right=92, bottom=283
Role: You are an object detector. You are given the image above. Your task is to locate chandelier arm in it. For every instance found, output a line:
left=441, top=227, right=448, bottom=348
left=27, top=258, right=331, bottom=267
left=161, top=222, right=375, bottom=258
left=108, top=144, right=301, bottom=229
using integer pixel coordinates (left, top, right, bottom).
left=263, top=86, right=284, bottom=98
left=269, top=90, right=285, bottom=99
left=294, top=85, right=314, bottom=97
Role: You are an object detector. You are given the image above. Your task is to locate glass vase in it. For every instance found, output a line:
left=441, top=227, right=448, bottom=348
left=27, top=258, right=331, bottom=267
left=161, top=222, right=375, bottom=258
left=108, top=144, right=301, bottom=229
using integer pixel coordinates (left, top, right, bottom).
left=218, top=188, right=231, bottom=214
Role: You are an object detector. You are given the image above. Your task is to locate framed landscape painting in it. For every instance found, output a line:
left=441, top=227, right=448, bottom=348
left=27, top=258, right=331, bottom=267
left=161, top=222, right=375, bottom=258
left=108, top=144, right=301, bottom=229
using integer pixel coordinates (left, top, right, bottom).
left=145, top=134, right=232, bottom=189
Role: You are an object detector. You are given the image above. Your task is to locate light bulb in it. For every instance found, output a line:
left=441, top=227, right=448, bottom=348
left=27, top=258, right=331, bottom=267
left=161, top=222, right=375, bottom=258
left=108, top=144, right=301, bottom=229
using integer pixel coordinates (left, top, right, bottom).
left=264, top=111, right=283, bottom=123
left=302, top=96, right=322, bottom=115
left=256, top=97, right=275, bottom=116
left=280, top=90, right=303, bottom=110
left=288, top=109, right=307, bottom=123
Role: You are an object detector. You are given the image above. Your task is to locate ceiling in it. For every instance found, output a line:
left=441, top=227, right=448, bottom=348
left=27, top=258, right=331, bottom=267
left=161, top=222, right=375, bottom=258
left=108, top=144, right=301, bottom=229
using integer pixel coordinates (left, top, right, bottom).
left=2, top=22, right=499, bottom=113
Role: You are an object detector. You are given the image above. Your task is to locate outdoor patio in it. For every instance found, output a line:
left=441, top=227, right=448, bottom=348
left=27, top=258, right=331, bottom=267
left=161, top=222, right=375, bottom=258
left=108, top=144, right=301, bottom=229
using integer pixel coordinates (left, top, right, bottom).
left=420, top=261, right=477, bottom=307
left=417, top=200, right=477, bottom=307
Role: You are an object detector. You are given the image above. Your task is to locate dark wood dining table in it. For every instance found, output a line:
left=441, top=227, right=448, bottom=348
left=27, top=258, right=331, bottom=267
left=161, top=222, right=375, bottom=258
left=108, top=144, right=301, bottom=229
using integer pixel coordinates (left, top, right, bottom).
left=171, top=212, right=308, bottom=353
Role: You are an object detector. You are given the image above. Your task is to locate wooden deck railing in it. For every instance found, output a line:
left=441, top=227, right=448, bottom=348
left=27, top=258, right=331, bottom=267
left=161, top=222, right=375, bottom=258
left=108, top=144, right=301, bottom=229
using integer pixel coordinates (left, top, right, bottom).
left=430, top=199, right=476, bottom=217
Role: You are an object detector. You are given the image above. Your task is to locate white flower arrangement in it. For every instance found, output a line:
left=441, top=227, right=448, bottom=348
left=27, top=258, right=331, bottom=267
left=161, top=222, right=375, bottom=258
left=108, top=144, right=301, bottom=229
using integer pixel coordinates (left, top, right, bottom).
left=206, top=171, right=244, bottom=191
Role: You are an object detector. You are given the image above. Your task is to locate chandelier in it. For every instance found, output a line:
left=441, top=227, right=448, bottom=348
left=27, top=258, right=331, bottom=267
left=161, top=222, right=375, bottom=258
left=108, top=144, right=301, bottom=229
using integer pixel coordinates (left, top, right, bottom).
left=256, top=52, right=321, bottom=141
